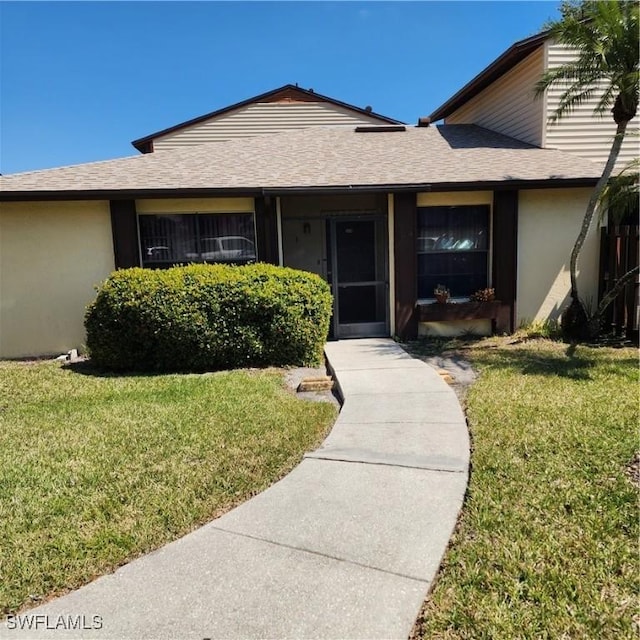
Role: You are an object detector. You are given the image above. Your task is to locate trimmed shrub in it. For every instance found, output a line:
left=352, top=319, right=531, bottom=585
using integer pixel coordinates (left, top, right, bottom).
left=85, top=264, right=333, bottom=372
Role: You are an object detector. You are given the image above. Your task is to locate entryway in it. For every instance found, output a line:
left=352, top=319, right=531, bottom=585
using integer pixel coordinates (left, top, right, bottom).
left=329, top=216, right=388, bottom=338
left=280, top=195, right=389, bottom=339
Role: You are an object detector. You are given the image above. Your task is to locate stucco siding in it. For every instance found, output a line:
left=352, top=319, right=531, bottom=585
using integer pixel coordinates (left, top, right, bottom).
left=135, top=198, right=255, bottom=214
left=445, top=46, right=545, bottom=146
left=545, top=42, right=640, bottom=171
left=416, top=191, right=493, bottom=207
left=0, top=201, right=114, bottom=358
left=153, top=102, right=389, bottom=150
left=517, top=188, right=599, bottom=326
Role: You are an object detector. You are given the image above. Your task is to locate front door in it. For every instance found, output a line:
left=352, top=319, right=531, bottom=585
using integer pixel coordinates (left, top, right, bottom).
left=329, top=216, right=389, bottom=338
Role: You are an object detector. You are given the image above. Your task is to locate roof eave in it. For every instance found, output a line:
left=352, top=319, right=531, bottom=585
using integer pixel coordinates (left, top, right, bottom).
left=428, top=30, right=549, bottom=122
left=264, top=177, right=597, bottom=195
left=0, top=177, right=599, bottom=202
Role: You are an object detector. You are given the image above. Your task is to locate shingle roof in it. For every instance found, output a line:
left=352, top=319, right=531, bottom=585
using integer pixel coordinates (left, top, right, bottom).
left=0, top=125, right=600, bottom=198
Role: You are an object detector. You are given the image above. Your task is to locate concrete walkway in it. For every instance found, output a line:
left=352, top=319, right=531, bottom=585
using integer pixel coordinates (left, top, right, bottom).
left=2, top=339, right=469, bottom=640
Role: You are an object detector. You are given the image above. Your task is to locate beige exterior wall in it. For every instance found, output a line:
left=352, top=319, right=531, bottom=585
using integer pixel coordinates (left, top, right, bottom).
left=417, top=191, right=493, bottom=337
left=136, top=197, right=254, bottom=214
left=418, top=320, right=492, bottom=338
left=417, top=191, right=493, bottom=207
left=517, top=188, right=599, bottom=326
left=545, top=43, right=640, bottom=172
left=445, top=46, right=545, bottom=146
left=0, top=201, right=114, bottom=358
left=153, top=102, right=390, bottom=150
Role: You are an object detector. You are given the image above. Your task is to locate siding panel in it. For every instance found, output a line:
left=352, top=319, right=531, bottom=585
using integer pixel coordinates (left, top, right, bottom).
left=546, top=43, right=640, bottom=171
left=446, top=47, right=545, bottom=146
left=153, top=102, right=390, bottom=150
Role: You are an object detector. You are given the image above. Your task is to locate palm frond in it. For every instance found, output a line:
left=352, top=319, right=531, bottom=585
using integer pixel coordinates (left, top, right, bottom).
left=599, top=158, right=639, bottom=224
left=540, top=0, right=639, bottom=123
left=594, top=83, right=616, bottom=115
left=549, top=85, right=598, bottom=122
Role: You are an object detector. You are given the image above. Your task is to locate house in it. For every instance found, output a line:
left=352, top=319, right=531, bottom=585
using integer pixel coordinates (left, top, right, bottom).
left=0, top=70, right=606, bottom=359
left=428, top=29, right=640, bottom=333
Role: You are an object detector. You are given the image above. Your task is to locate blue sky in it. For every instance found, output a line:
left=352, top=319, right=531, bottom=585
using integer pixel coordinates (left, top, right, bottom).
left=0, top=1, right=560, bottom=174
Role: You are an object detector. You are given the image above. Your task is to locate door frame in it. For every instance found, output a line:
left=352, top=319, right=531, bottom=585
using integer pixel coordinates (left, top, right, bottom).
left=327, top=214, right=390, bottom=339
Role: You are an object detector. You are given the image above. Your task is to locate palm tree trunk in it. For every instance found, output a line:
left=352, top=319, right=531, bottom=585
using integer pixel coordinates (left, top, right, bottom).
left=569, top=121, right=628, bottom=303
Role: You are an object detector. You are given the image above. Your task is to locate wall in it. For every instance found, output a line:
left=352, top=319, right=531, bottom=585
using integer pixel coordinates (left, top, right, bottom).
left=0, top=201, right=114, bottom=358
left=135, top=198, right=254, bottom=214
left=545, top=43, right=640, bottom=171
left=153, top=102, right=389, bottom=150
left=517, top=187, right=599, bottom=325
left=445, top=46, right=545, bottom=146
left=279, top=195, right=385, bottom=280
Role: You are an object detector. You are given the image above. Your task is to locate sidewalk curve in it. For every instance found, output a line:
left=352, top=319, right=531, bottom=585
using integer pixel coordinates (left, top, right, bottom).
left=2, top=339, right=469, bottom=640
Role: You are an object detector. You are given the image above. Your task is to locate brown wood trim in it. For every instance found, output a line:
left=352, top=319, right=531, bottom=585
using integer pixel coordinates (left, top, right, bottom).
left=262, top=87, right=319, bottom=103
left=417, top=300, right=504, bottom=321
left=417, top=300, right=510, bottom=335
left=110, top=200, right=140, bottom=268
left=1, top=188, right=265, bottom=202
left=254, top=196, right=279, bottom=265
left=492, top=190, right=518, bottom=332
left=393, top=192, right=418, bottom=339
left=0, top=179, right=599, bottom=202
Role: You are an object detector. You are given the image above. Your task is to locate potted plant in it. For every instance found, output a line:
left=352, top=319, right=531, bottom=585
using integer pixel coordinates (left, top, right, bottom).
left=434, top=284, right=450, bottom=304
left=469, top=287, right=495, bottom=302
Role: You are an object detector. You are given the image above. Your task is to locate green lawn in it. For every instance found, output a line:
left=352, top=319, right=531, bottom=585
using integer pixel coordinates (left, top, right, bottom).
left=409, top=338, right=638, bottom=639
left=0, top=360, right=337, bottom=615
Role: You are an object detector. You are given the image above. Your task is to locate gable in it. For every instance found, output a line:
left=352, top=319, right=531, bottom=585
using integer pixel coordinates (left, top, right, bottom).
left=444, top=46, right=545, bottom=147
left=152, top=100, right=400, bottom=152
left=430, top=33, right=640, bottom=172
left=429, top=32, right=548, bottom=123
left=132, top=84, right=402, bottom=153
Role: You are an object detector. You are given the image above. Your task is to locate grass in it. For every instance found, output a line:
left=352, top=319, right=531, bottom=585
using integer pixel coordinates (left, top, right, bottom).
left=408, top=337, right=638, bottom=640
left=0, top=360, right=337, bottom=615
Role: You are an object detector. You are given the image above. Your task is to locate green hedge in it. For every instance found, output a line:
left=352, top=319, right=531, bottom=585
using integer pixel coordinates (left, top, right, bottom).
left=85, top=264, right=333, bottom=372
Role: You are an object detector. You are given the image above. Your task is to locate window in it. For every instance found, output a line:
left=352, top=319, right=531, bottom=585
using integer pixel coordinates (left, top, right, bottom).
left=139, top=213, right=256, bottom=268
left=417, top=205, right=489, bottom=299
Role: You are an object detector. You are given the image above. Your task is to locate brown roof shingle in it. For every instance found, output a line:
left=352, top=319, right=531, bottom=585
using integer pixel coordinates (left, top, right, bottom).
left=0, top=125, right=600, bottom=199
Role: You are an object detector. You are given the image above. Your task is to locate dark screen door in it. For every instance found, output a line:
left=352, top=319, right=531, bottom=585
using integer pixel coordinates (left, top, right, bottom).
left=331, top=217, right=388, bottom=338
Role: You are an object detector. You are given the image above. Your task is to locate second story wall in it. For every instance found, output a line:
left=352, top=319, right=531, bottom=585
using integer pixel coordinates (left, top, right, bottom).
left=152, top=101, right=390, bottom=151
left=544, top=42, right=640, bottom=172
left=445, top=46, right=545, bottom=147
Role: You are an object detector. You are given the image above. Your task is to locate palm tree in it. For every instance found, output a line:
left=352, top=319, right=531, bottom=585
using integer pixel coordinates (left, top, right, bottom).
left=535, top=0, right=639, bottom=339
